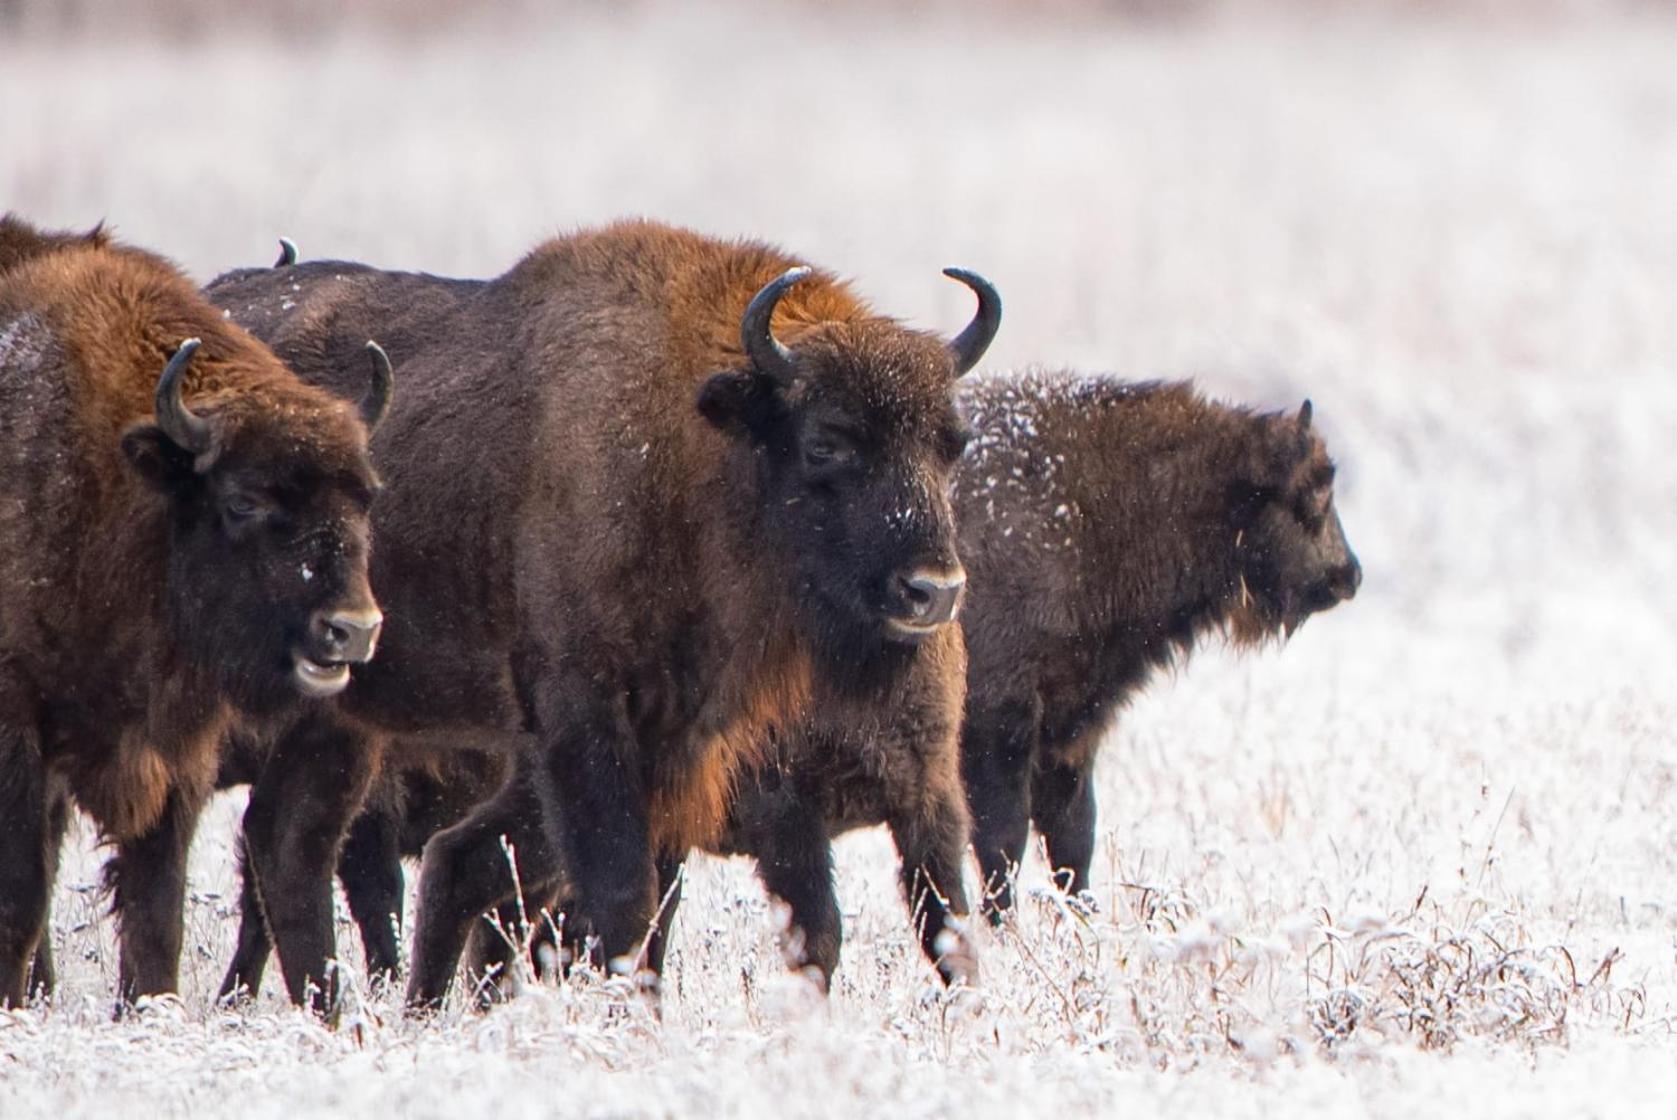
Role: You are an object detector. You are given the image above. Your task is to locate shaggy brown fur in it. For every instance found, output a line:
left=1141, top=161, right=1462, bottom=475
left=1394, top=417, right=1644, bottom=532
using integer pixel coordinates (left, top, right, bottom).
left=203, top=219, right=991, bottom=1008
left=0, top=214, right=110, bottom=275
left=955, top=372, right=1361, bottom=914
left=0, top=216, right=383, bottom=1008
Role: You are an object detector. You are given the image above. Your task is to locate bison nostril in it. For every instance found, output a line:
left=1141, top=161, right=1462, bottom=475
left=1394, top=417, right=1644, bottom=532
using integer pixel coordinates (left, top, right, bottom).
left=312, top=610, right=383, bottom=663
left=897, top=570, right=966, bottom=627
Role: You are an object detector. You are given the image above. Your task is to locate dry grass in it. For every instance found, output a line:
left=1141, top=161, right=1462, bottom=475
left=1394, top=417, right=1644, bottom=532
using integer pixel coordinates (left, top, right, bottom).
left=2, top=3, right=1675, bottom=1115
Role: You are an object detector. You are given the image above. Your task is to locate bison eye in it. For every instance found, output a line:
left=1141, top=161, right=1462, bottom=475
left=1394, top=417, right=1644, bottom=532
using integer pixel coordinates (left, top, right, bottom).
left=223, top=493, right=263, bottom=523
left=803, top=433, right=858, bottom=471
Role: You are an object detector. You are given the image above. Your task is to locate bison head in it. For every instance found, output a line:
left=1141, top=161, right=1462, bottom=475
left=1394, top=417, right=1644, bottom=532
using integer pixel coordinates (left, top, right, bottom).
left=699, top=267, right=1000, bottom=673
left=1233, top=401, right=1361, bottom=638
left=119, top=338, right=390, bottom=710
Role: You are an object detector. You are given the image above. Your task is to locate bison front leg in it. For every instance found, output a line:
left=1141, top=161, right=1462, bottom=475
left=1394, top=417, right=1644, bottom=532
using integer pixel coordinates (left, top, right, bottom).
left=750, top=804, right=842, bottom=987
left=961, top=697, right=1041, bottom=922
left=337, top=807, right=405, bottom=986
left=0, top=722, right=56, bottom=1008
left=1031, top=760, right=1097, bottom=897
left=24, top=794, right=69, bottom=1001
left=409, top=756, right=563, bottom=1009
left=110, top=786, right=205, bottom=1006
left=241, top=714, right=376, bottom=1015
left=888, top=787, right=977, bottom=988
left=217, top=841, right=272, bottom=1002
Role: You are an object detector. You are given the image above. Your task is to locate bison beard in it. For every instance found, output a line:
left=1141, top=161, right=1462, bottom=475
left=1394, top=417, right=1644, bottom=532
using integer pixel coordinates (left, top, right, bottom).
left=0, top=215, right=384, bottom=1010
left=952, top=374, right=1361, bottom=916
left=203, top=219, right=997, bottom=1010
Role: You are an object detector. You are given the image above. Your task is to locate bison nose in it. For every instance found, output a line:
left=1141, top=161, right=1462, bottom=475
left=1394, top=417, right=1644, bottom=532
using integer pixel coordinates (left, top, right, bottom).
left=1331, top=558, right=1362, bottom=602
left=312, top=609, right=383, bottom=664
left=895, top=568, right=967, bottom=629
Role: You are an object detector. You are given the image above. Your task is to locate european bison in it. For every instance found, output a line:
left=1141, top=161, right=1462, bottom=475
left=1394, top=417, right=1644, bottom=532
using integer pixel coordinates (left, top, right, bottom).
left=956, top=373, right=1361, bottom=915
left=0, top=215, right=387, bottom=1008
left=202, top=219, right=997, bottom=1008
left=214, top=369, right=1355, bottom=998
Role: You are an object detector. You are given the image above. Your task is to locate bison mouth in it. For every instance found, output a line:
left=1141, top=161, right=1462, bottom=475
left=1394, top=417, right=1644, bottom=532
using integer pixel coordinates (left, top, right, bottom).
left=292, top=651, right=352, bottom=698
left=884, top=616, right=949, bottom=643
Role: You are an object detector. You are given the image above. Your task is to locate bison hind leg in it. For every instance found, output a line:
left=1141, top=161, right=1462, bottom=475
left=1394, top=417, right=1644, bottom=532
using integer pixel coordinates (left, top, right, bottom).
left=218, top=835, right=271, bottom=1003
left=407, top=766, right=562, bottom=1011
left=1031, top=761, right=1097, bottom=898
left=961, top=704, right=1040, bottom=924
left=0, top=752, right=63, bottom=1008
left=337, top=808, right=405, bottom=987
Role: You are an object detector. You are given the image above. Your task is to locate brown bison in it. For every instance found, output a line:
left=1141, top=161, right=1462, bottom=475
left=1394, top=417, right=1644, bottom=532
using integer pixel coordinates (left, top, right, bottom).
left=956, top=373, right=1360, bottom=915
left=202, top=219, right=997, bottom=1008
left=0, top=215, right=388, bottom=1008
left=212, top=370, right=1356, bottom=998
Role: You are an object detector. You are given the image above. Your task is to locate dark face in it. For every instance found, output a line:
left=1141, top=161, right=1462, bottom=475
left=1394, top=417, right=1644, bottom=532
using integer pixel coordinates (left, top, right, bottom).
left=122, top=393, right=383, bottom=712
left=1237, top=408, right=1362, bottom=635
left=700, top=325, right=971, bottom=663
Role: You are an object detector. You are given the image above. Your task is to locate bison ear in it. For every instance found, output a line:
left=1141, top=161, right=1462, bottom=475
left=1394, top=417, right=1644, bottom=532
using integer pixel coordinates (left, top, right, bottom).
left=121, top=424, right=200, bottom=492
left=697, top=369, right=783, bottom=440
left=1244, top=411, right=1312, bottom=493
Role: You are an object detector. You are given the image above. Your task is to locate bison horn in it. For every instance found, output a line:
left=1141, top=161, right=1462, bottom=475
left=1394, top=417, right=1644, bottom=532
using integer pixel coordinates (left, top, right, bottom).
left=360, top=341, right=394, bottom=431
left=740, top=267, right=812, bottom=383
left=1298, top=399, right=1313, bottom=432
left=942, top=268, right=1002, bottom=377
left=274, top=237, right=299, bottom=268
left=154, top=338, right=213, bottom=454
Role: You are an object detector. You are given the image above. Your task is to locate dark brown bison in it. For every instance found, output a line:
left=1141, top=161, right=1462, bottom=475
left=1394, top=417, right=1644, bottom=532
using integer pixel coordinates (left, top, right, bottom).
left=202, top=219, right=997, bottom=1008
left=956, top=373, right=1360, bottom=916
left=0, top=215, right=388, bottom=1008
left=213, top=368, right=1357, bottom=999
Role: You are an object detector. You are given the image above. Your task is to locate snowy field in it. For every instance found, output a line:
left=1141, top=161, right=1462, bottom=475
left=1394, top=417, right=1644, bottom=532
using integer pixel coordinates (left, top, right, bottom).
left=2, top=4, right=1675, bottom=1115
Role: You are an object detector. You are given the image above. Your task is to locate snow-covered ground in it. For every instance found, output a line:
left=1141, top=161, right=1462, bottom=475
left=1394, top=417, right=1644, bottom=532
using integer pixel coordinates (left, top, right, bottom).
left=2, top=5, right=1674, bottom=1115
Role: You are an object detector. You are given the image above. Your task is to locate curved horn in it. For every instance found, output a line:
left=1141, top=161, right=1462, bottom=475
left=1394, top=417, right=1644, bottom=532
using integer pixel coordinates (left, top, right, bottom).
left=360, top=340, right=394, bottom=431
left=740, top=266, right=812, bottom=383
left=154, top=338, right=213, bottom=454
left=1298, top=399, right=1313, bottom=432
left=273, top=237, right=298, bottom=268
left=942, top=267, right=1002, bottom=377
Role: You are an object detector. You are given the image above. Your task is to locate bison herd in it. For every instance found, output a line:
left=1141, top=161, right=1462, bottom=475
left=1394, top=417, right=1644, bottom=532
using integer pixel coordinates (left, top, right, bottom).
left=0, top=213, right=1359, bottom=1016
